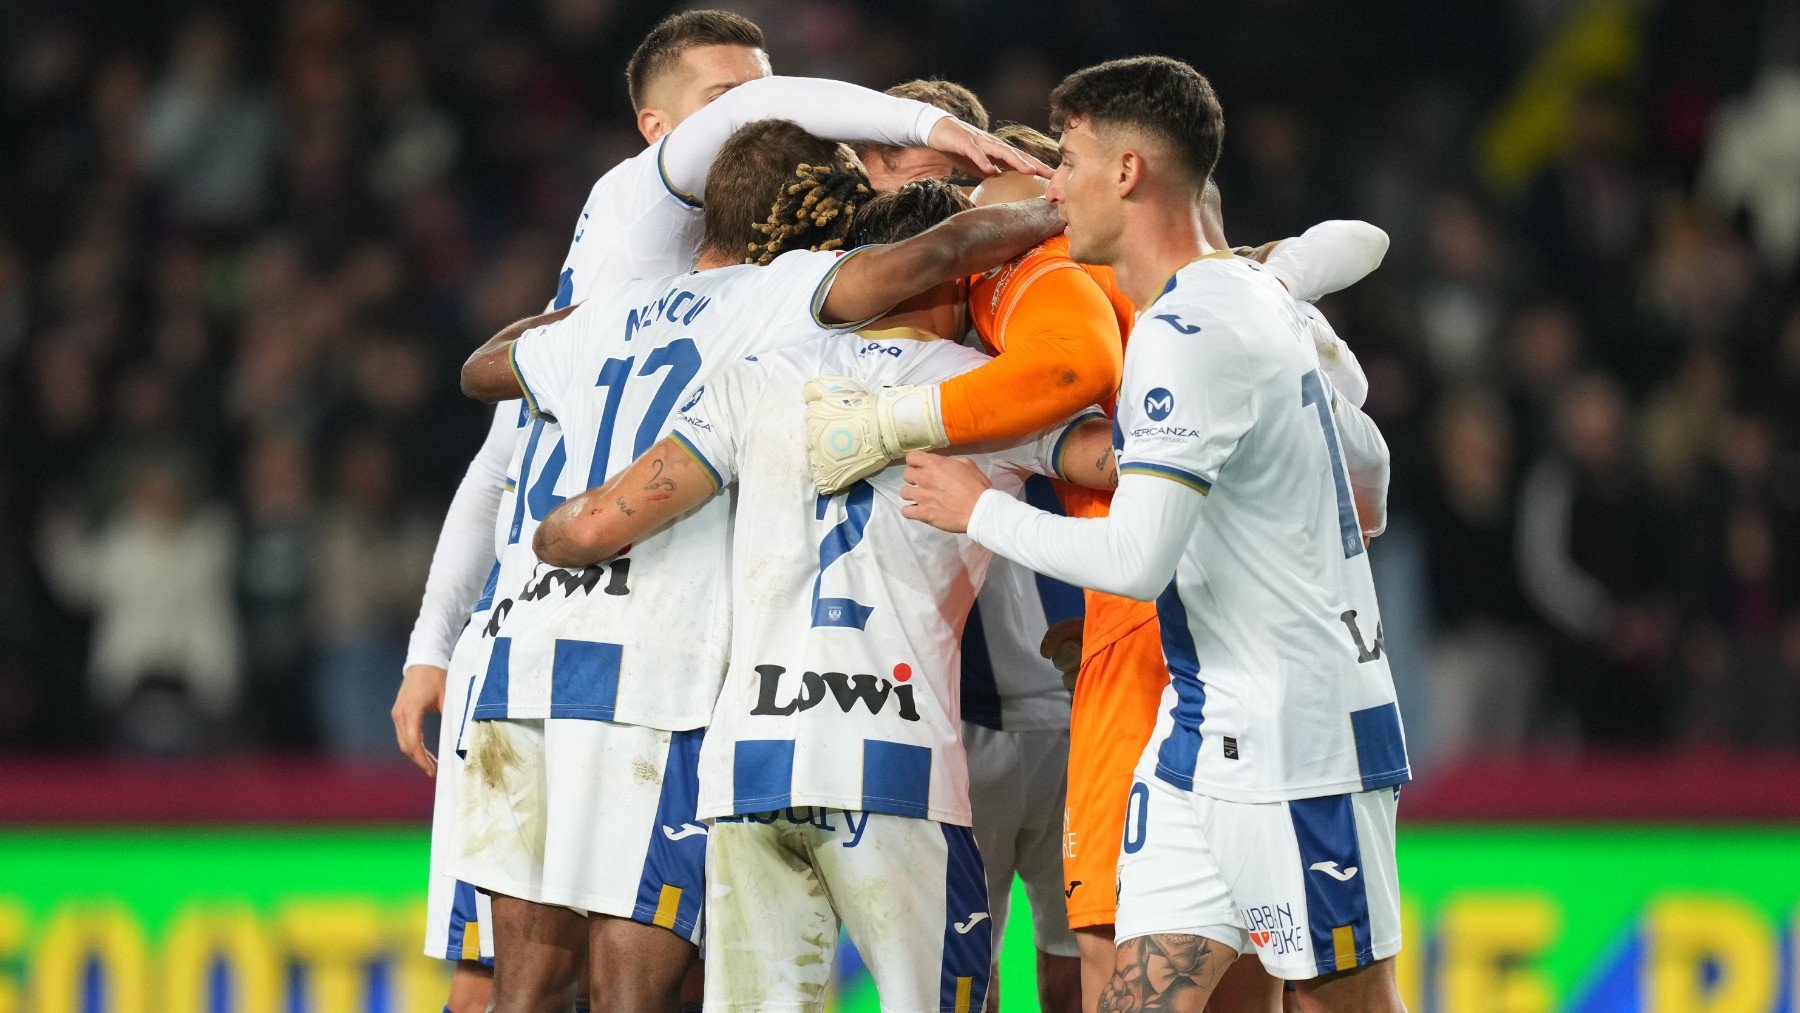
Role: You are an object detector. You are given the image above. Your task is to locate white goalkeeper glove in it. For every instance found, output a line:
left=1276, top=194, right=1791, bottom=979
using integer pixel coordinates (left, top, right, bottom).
left=802, top=375, right=948, bottom=494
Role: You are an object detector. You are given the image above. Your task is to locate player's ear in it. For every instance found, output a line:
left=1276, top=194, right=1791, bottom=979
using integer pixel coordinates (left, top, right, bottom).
left=1117, top=150, right=1144, bottom=199
left=639, top=106, right=670, bottom=144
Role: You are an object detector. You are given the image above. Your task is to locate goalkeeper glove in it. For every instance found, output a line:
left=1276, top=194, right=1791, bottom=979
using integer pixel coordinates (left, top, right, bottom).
left=802, top=375, right=948, bottom=494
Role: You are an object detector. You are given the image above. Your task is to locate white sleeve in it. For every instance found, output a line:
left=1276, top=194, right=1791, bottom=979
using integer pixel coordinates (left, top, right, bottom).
left=403, top=404, right=513, bottom=669
left=1118, top=313, right=1255, bottom=492
left=509, top=303, right=599, bottom=422
left=658, top=76, right=951, bottom=204
left=669, top=361, right=761, bottom=490
left=1330, top=394, right=1390, bottom=537
left=1262, top=220, right=1389, bottom=303
left=966, top=472, right=1202, bottom=600
left=762, top=248, right=875, bottom=337
left=1302, top=302, right=1368, bottom=408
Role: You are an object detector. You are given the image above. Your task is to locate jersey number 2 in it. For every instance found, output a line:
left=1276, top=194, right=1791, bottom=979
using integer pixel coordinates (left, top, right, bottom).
left=811, top=481, right=876, bottom=629
left=1300, top=370, right=1364, bottom=559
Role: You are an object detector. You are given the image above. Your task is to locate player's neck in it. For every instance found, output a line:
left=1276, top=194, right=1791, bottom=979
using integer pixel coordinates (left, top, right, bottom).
left=1115, top=201, right=1217, bottom=310
left=693, top=248, right=736, bottom=271
left=871, top=285, right=960, bottom=340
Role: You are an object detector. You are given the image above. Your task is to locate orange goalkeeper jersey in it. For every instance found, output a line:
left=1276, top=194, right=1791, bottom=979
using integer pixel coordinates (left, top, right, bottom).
left=964, top=235, right=1158, bottom=656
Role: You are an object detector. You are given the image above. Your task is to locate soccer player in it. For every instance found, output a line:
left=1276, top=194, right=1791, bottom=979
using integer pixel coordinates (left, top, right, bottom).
left=520, top=178, right=1117, bottom=1012
left=812, top=122, right=1389, bottom=1011
left=901, top=57, right=1408, bottom=1012
left=452, top=138, right=1066, bottom=1012
left=389, top=10, right=1046, bottom=1008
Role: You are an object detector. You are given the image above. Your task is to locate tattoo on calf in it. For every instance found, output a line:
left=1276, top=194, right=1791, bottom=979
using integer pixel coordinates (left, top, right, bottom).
left=1096, top=934, right=1222, bottom=1012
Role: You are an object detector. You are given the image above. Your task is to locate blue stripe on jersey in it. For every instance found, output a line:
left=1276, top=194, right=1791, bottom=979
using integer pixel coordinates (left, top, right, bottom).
left=553, top=267, right=575, bottom=310
left=938, top=823, right=993, bottom=1013
left=1289, top=794, right=1373, bottom=976
left=1152, top=580, right=1204, bottom=791
left=471, top=637, right=512, bottom=720
left=1349, top=703, right=1411, bottom=790
left=958, top=602, right=1003, bottom=731
left=472, top=561, right=501, bottom=614
left=732, top=739, right=795, bottom=812
left=1023, top=477, right=1085, bottom=626
left=861, top=740, right=932, bottom=818
left=548, top=639, right=622, bottom=720
left=630, top=730, right=707, bottom=940
left=507, top=419, right=548, bottom=545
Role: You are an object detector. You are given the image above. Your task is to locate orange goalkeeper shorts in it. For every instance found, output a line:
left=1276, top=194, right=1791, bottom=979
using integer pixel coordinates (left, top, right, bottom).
left=1061, top=615, right=1168, bottom=930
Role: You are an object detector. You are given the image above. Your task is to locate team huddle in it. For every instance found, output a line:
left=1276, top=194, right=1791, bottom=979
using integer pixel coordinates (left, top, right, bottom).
left=390, top=10, right=1409, bottom=1013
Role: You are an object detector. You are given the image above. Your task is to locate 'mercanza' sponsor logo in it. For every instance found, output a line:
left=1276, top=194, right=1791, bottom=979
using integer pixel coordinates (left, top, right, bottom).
left=1144, top=387, right=1175, bottom=421
left=1242, top=903, right=1306, bottom=956
left=750, top=663, right=920, bottom=721
left=1130, top=425, right=1203, bottom=440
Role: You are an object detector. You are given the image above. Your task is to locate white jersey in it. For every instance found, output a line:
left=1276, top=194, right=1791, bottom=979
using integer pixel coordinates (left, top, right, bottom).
left=1122, top=254, right=1408, bottom=803
left=958, top=492, right=1079, bottom=732
left=672, top=332, right=1095, bottom=824
left=472, top=250, right=864, bottom=729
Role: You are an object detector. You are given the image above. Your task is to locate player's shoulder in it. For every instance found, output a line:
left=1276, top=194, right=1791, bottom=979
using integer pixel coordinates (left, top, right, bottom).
left=1137, top=255, right=1291, bottom=350
left=834, top=329, right=987, bottom=386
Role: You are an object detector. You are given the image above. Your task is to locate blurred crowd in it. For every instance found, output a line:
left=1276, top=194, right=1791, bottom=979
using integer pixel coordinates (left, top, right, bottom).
left=1, top=0, right=1795, bottom=765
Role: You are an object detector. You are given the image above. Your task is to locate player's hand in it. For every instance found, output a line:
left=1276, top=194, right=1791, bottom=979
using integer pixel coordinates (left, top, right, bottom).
left=927, top=118, right=1052, bottom=180
left=804, top=376, right=948, bottom=494
left=392, top=664, right=447, bottom=776
left=900, top=451, right=991, bottom=533
left=1039, top=617, right=1085, bottom=689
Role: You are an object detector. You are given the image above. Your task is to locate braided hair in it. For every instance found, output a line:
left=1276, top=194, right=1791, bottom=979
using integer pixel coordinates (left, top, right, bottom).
left=745, top=153, right=872, bottom=264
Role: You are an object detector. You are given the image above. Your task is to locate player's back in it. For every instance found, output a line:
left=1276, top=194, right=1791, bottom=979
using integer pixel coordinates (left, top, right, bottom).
left=675, top=331, right=1083, bottom=824
left=476, top=249, right=860, bottom=731
left=1124, top=256, right=1407, bottom=803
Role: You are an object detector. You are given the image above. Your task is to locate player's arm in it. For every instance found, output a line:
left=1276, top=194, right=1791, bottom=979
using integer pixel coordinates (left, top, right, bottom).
left=393, top=404, right=514, bottom=774
left=818, top=198, right=1064, bottom=325
left=658, top=77, right=1046, bottom=206
left=1042, top=416, right=1118, bottom=490
left=937, top=266, right=1124, bottom=444
left=460, top=302, right=581, bottom=405
left=904, top=462, right=1200, bottom=600
left=1330, top=390, right=1391, bottom=539
left=533, top=438, right=718, bottom=567
left=1260, top=220, right=1389, bottom=303
left=905, top=315, right=1245, bottom=599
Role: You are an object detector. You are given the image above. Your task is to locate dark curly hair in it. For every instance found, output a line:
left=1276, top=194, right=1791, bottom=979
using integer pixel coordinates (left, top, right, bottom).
left=846, top=178, right=973, bottom=248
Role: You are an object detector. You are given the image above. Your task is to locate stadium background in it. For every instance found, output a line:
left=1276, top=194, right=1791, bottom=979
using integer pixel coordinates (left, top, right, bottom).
left=2, top=0, right=1798, bottom=1008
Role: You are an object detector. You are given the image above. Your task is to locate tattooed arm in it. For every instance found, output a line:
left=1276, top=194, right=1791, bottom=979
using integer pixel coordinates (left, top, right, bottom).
left=533, top=438, right=719, bottom=567
left=1054, top=417, right=1118, bottom=490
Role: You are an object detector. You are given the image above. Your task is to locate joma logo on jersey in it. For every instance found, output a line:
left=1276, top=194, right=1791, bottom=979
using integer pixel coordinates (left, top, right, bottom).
left=1241, top=903, right=1305, bottom=956
left=857, top=342, right=902, bottom=358
left=750, top=664, right=921, bottom=721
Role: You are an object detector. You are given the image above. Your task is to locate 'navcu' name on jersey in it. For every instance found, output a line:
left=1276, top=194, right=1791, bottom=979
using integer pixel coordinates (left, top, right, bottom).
left=750, top=664, right=921, bottom=721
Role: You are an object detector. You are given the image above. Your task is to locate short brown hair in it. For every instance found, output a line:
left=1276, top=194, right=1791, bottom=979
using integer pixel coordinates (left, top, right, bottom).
left=847, top=178, right=973, bottom=247
left=625, top=10, right=764, bottom=111
left=1050, top=56, right=1224, bottom=188
left=993, top=124, right=1060, bottom=167
left=700, top=120, right=866, bottom=262
left=886, top=78, right=989, bottom=130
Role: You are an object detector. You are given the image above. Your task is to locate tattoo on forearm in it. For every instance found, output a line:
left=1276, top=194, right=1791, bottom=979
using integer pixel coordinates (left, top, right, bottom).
left=1095, top=934, right=1221, bottom=1012
left=1098, top=446, right=1118, bottom=487
left=643, top=458, right=676, bottom=493
left=616, top=496, right=636, bottom=517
